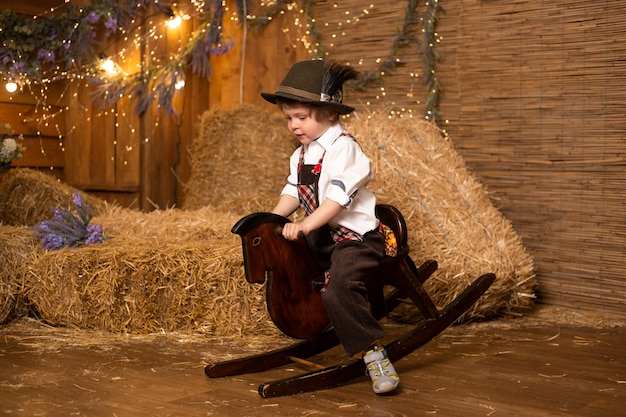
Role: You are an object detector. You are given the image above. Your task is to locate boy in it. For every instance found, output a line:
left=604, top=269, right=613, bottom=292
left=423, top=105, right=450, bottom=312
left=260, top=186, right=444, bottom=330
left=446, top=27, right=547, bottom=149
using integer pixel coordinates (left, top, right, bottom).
left=261, top=59, right=399, bottom=394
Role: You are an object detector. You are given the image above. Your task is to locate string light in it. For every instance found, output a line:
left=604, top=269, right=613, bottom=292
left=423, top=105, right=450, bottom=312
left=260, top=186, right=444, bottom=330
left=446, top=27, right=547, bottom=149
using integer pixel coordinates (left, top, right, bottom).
left=166, top=14, right=183, bottom=29
left=100, top=57, right=117, bottom=75
left=5, top=81, right=18, bottom=93
left=175, top=74, right=186, bottom=90
left=0, top=1, right=446, bottom=176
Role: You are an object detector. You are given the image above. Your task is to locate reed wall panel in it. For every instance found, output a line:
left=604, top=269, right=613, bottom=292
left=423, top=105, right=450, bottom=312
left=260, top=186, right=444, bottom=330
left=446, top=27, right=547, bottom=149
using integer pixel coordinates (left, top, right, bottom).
left=438, top=1, right=626, bottom=315
left=311, top=1, right=626, bottom=316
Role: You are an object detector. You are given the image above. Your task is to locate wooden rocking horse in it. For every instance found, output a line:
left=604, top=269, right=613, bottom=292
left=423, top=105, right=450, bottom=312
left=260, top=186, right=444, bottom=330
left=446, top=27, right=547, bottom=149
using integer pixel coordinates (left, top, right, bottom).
left=205, top=204, right=495, bottom=397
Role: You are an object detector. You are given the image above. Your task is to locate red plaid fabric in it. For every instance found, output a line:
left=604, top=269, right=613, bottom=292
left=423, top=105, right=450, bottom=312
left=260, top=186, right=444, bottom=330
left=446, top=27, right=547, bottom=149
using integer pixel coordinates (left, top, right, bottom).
left=297, top=146, right=325, bottom=216
left=330, top=225, right=363, bottom=243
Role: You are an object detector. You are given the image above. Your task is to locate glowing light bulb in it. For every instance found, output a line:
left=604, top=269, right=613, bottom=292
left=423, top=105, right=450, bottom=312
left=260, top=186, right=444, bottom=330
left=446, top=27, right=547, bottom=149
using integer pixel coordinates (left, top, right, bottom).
left=101, top=58, right=116, bottom=74
left=166, top=15, right=182, bottom=29
left=5, top=81, right=18, bottom=93
left=175, top=73, right=185, bottom=90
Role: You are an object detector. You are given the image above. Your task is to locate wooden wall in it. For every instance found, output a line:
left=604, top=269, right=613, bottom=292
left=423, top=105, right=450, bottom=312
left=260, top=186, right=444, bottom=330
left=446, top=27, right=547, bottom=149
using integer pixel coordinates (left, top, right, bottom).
left=67, top=3, right=306, bottom=210
left=1, top=1, right=306, bottom=211
left=0, top=83, right=65, bottom=180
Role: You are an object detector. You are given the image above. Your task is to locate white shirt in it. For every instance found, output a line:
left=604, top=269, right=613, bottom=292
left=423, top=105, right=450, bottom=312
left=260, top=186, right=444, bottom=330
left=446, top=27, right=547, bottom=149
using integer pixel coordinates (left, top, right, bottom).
left=280, top=123, right=379, bottom=235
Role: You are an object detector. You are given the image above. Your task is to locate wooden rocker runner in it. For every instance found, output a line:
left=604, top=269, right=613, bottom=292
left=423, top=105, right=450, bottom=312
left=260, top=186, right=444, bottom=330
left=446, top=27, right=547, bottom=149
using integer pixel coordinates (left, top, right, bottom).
left=205, top=204, right=495, bottom=397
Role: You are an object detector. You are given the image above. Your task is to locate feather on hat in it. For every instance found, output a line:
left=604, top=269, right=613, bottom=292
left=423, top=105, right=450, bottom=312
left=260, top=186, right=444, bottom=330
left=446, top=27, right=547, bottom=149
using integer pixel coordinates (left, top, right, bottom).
left=261, top=60, right=359, bottom=114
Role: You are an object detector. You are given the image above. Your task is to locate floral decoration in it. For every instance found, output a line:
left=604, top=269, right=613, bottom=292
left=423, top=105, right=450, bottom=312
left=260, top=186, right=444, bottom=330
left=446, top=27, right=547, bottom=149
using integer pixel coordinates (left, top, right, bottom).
left=0, top=1, right=233, bottom=116
left=0, top=123, right=26, bottom=172
left=30, top=191, right=106, bottom=250
left=0, top=1, right=443, bottom=121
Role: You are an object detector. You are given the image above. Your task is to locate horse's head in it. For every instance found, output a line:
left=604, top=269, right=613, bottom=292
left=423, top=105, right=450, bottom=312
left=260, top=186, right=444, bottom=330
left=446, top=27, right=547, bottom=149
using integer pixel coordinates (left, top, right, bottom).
left=231, top=212, right=329, bottom=338
left=231, top=212, right=293, bottom=284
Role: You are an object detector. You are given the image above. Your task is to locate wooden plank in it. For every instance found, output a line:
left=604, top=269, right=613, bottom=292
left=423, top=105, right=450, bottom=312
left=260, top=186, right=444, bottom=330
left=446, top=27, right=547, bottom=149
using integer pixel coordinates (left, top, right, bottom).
left=175, top=15, right=212, bottom=201
left=0, top=0, right=62, bottom=16
left=0, top=102, right=65, bottom=138
left=138, top=14, right=182, bottom=210
left=111, top=33, right=141, bottom=189
left=11, top=135, right=64, bottom=168
left=209, top=6, right=309, bottom=110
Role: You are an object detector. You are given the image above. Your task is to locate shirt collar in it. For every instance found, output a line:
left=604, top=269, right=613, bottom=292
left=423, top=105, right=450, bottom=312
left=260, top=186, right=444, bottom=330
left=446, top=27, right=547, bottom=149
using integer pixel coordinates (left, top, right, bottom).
left=315, top=123, right=344, bottom=151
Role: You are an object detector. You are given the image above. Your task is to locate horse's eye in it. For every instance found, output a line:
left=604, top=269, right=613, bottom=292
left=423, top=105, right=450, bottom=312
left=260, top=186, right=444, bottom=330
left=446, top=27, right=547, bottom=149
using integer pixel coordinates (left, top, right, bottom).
left=252, top=236, right=262, bottom=246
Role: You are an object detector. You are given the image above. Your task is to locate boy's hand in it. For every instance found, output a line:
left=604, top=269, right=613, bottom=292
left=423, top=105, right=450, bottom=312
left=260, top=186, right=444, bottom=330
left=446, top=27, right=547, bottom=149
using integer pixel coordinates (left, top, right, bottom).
left=281, top=222, right=307, bottom=240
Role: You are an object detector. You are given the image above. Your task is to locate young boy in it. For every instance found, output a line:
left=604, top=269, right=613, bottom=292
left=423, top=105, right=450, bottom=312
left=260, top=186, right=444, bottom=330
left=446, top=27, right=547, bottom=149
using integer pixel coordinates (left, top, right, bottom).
left=261, top=59, right=400, bottom=394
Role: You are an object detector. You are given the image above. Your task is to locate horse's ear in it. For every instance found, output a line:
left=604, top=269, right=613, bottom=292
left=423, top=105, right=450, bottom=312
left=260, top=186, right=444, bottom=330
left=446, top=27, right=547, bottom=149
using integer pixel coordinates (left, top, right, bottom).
left=231, top=212, right=289, bottom=236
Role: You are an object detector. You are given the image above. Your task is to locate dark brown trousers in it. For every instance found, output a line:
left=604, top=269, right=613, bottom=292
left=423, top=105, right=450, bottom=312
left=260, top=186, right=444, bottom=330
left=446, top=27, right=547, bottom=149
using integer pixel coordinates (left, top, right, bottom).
left=314, top=229, right=386, bottom=356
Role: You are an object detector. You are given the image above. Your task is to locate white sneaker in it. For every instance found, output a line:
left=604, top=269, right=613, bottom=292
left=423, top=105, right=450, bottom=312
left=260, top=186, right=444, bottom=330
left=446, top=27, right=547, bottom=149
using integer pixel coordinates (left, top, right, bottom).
left=363, top=346, right=400, bottom=394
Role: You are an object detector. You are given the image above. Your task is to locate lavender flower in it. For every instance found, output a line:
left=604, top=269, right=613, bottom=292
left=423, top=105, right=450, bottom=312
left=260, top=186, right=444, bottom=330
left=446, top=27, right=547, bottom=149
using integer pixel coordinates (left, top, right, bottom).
left=42, top=233, right=65, bottom=251
left=73, top=192, right=83, bottom=207
left=9, top=61, right=25, bottom=74
left=86, top=224, right=104, bottom=245
left=209, top=37, right=234, bottom=56
left=36, top=49, right=56, bottom=64
left=30, top=191, right=106, bottom=250
left=104, top=18, right=118, bottom=37
left=84, top=12, right=100, bottom=25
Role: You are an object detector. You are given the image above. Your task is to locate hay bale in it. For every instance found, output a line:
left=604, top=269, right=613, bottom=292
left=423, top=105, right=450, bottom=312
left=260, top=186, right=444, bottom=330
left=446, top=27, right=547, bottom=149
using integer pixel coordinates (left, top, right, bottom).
left=0, top=168, right=108, bottom=226
left=343, top=113, right=537, bottom=321
left=6, top=105, right=536, bottom=335
left=182, top=104, right=298, bottom=214
left=0, top=225, right=41, bottom=324
left=184, top=105, right=535, bottom=321
left=24, top=206, right=280, bottom=336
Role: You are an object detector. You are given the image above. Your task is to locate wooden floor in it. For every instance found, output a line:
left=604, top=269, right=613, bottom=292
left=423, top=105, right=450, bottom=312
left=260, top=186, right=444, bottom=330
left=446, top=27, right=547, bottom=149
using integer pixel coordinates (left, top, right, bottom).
left=0, top=308, right=624, bottom=416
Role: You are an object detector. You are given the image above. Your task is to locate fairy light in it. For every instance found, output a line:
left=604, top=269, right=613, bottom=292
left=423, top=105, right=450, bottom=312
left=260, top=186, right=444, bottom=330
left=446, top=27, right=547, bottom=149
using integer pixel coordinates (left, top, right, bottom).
left=4, top=1, right=439, bottom=118
left=5, top=81, right=18, bottom=93
left=100, top=58, right=117, bottom=75
left=175, top=73, right=186, bottom=90
left=1, top=0, right=447, bottom=177
left=166, top=14, right=183, bottom=29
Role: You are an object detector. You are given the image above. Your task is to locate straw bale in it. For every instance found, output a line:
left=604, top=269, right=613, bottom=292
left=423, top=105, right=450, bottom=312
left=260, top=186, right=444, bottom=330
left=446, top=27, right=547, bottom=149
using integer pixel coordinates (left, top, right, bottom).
left=0, top=225, right=42, bottom=324
left=24, top=205, right=280, bottom=336
left=343, top=112, right=537, bottom=321
left=183, top=105, right=535, bottom=323
left=182, top=104, right=299, bottom=214
left=4, top=104, right=535, bottom=335
left=0, top=168, right=108, bottom=226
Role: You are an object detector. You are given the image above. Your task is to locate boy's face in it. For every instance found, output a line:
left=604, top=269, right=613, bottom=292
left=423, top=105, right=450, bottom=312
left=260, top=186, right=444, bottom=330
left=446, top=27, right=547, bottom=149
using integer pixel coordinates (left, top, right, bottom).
left=282, top=103, right=334, bottom=145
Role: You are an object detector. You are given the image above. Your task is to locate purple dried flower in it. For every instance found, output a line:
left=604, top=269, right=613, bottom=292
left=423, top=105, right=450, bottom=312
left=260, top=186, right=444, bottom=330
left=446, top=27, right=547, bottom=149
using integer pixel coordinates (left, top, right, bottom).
left=210, top=37, right=234, bottom=56
left=42, top=233, right=65, bottom=251
left=53, top=207, right=64, bottom=221
left=29, top=189, right=105, bottom=250
left=84, top=12, right=100, bottom=25
left=86, top=224, right=104, bottom=245
left=36, top=49, right=56, bottom=64
left=73, top=191, right=83, bottom=208
left=10, top=61, right=25, bottom=74
left=104, top=18, right=118, bottom=37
